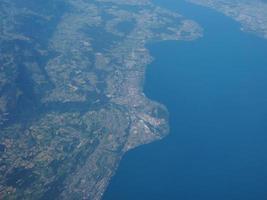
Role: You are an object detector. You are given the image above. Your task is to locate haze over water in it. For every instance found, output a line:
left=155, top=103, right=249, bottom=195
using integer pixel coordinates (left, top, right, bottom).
left=104, top=1, right=267, bottom=199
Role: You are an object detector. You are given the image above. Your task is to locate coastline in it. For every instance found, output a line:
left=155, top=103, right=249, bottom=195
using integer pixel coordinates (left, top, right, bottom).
left=103, top=1, right=267, bottom=199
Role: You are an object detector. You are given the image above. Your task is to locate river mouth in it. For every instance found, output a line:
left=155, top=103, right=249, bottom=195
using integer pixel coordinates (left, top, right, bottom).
left=103, top=1, right=267, bottom=200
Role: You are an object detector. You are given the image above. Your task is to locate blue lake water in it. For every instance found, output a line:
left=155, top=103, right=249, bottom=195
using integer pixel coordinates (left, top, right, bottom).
left=103, top=1, right=267, bottom=200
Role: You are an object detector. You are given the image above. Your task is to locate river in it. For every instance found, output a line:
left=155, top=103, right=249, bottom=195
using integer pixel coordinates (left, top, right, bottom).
left=103, top=1, right=267, bottom=199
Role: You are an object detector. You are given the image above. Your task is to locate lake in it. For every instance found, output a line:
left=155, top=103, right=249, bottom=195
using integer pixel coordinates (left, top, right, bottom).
left=103, top=1, right=267, bottom=199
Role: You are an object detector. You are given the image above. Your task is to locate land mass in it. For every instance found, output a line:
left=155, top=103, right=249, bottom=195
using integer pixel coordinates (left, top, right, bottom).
left=0, top=0, right=202, bottom=199
left=188, top=0, right=267, bottom=39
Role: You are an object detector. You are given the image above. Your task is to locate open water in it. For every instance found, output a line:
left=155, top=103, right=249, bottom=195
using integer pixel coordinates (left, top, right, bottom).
left=104, top=1, right=267, bottom=199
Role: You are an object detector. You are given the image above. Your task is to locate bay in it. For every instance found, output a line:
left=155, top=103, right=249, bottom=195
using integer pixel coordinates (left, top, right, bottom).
left=104, top=1, right=267, bottom=199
